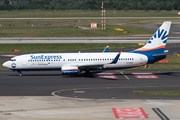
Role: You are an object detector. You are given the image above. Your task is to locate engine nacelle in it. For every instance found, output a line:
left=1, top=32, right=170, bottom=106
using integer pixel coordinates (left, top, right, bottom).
left=61, top=66, right=79, bottom=75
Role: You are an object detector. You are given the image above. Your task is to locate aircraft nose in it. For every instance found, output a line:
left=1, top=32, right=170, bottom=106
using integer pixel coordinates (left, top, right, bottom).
left=2, top=61, right=9, bottom=68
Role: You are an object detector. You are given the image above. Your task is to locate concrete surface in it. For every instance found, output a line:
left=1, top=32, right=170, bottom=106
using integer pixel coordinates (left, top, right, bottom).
left=0, top=96, right=180, bottom=120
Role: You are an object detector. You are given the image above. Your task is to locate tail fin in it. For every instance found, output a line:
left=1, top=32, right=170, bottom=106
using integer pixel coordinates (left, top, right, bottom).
left=131, top=21, right=171, bottom=54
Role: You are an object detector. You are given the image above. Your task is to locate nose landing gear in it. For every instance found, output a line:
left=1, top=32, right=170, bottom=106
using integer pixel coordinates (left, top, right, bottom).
left=13, top=70, right=22, bottom=76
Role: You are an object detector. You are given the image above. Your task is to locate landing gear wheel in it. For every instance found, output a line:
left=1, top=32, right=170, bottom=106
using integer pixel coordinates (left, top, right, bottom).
left=19, top=73, right=22, bottom=76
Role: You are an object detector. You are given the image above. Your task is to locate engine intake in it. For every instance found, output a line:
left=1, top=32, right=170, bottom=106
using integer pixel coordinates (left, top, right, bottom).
left=61, top=66, right=79, bottom=75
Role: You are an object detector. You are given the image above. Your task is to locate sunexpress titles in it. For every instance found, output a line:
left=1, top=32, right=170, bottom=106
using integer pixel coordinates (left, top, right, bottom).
left=30, top=55, right=62, bottom=60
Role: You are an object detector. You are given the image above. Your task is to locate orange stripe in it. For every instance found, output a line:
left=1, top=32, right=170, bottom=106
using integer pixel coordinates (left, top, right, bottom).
left=134, top=45, right=165, bottom=51
left=62, top=68, right=78, bottom=71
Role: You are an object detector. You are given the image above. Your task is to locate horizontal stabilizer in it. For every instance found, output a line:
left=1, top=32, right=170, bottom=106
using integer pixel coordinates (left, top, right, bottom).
left=164, top=50, right=169, bottom=53
left=153, top=53, right=168, bottom=57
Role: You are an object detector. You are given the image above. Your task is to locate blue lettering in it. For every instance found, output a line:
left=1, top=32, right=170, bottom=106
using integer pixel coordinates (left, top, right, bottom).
left=30, top=55, right=34, bottom=60
left=48, top=56, right=51, bottom=60
left=44, top=55, right=47, bottom=59
left=30, top=55, right=62, bottom=60
left=41, top=55, right=44, bottom=59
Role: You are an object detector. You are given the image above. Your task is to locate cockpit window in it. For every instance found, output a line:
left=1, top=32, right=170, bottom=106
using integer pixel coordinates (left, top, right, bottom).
left=10, top=59, right=16, bottom=61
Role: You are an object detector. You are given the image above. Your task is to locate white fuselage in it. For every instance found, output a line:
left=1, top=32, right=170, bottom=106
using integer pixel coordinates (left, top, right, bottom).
left=3, top=52, right=148, bottom=71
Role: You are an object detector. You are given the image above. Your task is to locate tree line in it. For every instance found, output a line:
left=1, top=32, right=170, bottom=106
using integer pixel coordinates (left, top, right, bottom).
left=1, top=0, right=180, bottom=11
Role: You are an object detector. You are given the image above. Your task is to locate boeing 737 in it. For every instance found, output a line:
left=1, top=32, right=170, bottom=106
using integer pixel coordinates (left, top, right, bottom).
left=2, top=21, right=171, bottom=76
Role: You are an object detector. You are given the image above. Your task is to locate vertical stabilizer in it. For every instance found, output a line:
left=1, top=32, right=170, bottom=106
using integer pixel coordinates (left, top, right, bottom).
left=132, top=21, right=171, bottom=54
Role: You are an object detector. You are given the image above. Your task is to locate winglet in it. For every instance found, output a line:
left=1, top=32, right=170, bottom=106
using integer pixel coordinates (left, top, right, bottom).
left=110, top=52, right=121, bottom=64
left=103, top=45, right=109, bottom=53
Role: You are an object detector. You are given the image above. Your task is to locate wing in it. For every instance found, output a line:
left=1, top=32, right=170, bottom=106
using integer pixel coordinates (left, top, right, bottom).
left=78, top=52, right=121, bottom=70
left=61, top=52, right=121, bottom=74
left=103, top=45, right=109, bottom=53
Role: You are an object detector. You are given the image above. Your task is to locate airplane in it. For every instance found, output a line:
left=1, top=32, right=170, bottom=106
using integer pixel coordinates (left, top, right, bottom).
left=2, top=21, right=171, bottom=76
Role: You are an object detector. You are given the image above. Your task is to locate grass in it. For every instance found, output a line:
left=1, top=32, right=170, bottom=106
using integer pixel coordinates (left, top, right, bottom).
left=0, top=23, right=153, bottom=37
left=0, top=14, right=180, bottom=38
left=128, top=64, right=180, bottom=70
left=130, top=91, right=180, bottom=96
left=0, top=43, right=140, bottom=53
left=0, top=18, right=156, bottom=38
left=0, top=10, right=179, bottom=38
left=0, top=10, right=179, bottom=18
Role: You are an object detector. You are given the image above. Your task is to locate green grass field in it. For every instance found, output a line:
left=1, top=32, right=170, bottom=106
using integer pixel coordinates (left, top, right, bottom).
left=0, top=23, right=153, bottom=37
left=0, top=43, right=140, bottom=53
left=0, top=10, right=178, bottom=18
left=130, top=91, right=180, bottom=96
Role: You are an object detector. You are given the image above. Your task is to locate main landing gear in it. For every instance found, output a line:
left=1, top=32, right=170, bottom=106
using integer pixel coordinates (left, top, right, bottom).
left=85, top=69, right=91, bottom=77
